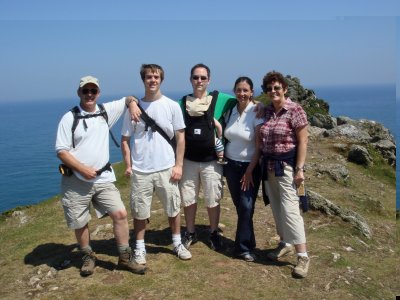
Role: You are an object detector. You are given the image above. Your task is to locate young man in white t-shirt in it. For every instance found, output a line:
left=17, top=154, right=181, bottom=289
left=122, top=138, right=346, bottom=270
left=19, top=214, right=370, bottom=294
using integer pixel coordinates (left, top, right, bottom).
left=121, top=64, right=192, bottom=266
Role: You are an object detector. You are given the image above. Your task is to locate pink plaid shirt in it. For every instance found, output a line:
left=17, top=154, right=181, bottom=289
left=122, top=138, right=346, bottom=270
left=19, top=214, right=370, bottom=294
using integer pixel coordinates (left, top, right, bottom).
left=260, top=98, right=308, bottom=170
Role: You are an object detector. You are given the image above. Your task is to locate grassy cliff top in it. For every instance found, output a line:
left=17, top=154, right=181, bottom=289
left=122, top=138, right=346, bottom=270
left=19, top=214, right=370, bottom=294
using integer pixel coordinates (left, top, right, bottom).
left=0, top=132, right=397, bottom=299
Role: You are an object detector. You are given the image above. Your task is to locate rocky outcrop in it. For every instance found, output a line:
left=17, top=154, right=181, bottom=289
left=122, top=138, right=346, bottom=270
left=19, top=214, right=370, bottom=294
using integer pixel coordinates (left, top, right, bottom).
left=313, top=163, right=350, bottom=182
left=318, top=120, right=396, bottom=167
left=347, top=145, right=373, bottom=166
left=307, top=190, right=372, bottom=239
left=310, top=113, right=337, bottom=129
left=279, top=75, right=396, bottom=168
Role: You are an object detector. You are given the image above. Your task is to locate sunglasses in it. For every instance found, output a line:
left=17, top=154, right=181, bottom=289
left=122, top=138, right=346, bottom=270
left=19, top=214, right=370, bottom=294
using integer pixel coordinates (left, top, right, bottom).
left=192, top=75, right=208, bottom=81
left=82, top=88, right=98, bottom=95
left=264, top=85, right=282, bottom=93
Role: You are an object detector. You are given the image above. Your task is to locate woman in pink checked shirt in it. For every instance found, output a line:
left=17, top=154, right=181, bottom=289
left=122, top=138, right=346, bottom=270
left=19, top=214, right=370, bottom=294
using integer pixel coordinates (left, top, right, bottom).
left=258, top=71, right=310, bottom=278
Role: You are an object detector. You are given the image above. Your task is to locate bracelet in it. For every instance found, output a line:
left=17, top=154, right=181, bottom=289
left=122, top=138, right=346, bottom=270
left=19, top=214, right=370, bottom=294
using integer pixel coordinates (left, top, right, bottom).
left=295, top=166, right=305, bottom=172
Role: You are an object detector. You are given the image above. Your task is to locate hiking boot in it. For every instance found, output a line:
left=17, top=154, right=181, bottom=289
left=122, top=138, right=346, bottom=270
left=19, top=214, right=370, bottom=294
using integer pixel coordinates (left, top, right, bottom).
left=80, top=251, right=96, bottom=276
left=133, top=249, right=147, bottom=265
left=118, top=250, right=147, bottom=275
left=267, top=243, right=295, bottom=261
left=209, top=230, right=223, bottom=251
left=182, top=231, right=198, bottom=249
left=292, top=256, right=310, bottom=278
left=173, top=244, right=192, bottom=260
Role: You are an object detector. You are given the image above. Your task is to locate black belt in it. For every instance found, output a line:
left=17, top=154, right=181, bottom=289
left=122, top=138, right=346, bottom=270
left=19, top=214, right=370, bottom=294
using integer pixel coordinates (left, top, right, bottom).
left=96, top=162, right=112, bottom=176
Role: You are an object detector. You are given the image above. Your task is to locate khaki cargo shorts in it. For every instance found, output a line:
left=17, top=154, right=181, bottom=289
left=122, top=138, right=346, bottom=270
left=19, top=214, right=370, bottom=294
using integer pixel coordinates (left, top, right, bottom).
left=60, top=175, right=125, bottom=230
left=179, top=159, right=223, bottom=208
left=130, top=168, right=181, bottom=220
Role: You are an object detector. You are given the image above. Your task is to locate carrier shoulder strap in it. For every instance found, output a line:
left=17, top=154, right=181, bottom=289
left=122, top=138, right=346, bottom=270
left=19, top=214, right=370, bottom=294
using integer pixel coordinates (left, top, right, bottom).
left=207, top=90, right=219, bottom=119
left=182, top=95, right=189, bottom=124
left=70, top=104, right=120, bottom=148
left=182, top=91, right=219, bottom=124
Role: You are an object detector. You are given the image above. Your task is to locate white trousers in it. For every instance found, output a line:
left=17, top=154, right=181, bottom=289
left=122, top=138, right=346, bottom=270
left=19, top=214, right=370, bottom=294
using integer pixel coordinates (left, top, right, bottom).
left=264, top=165, right=306, bottom=245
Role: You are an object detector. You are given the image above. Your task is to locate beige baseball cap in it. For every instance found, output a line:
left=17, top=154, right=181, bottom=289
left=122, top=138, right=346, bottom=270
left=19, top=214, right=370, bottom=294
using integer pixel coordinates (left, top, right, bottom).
left=79, top=75, right=100, bottom=88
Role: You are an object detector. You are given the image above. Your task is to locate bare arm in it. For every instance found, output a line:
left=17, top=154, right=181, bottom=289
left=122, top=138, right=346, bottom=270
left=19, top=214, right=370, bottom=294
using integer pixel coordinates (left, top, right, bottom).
left=121, top=135, right=133, bottom=177
left=294, top=125, right=308, bottom=185
left=170, top=129, right=185, bottom=182
left=214, top=118, right=223, bottom=138
left=57, top=150, right=97, bottom=180
left=125, top=96, right=141, bottom=122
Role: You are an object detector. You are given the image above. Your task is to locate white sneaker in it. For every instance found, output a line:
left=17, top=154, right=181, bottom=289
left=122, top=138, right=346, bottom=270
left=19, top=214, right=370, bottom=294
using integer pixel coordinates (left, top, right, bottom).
left=174, top=244, right=192, bottom=260
left=134, top=249, right=146, bottom=265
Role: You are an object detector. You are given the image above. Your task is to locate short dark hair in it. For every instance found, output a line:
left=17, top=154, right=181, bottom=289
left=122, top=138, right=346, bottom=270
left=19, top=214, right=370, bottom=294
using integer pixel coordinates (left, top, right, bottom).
left=190, top=63, right=210, bottom=78
left=140, top=64, right=164, bottom=82
left=261, top=70, right=288, bottom=93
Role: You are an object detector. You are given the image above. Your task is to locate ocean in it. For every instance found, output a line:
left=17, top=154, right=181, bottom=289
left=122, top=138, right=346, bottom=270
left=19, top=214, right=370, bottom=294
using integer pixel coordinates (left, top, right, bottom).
left=0, top=84, right=397, bottom=213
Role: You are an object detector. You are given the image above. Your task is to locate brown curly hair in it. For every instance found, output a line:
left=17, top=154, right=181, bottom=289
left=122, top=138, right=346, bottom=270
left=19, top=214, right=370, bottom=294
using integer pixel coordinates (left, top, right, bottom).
left=261, top=71, right=288, bottom=93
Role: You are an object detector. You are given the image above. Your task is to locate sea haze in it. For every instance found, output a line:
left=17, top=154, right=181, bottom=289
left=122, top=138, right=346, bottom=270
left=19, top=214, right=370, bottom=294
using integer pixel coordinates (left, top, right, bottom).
left=0, top=84, right=397, bottom=213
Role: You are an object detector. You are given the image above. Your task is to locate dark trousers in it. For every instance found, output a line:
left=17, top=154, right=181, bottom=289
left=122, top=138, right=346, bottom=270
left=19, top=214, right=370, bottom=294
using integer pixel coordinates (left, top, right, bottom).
left=224, top=158, right=261, bottom=254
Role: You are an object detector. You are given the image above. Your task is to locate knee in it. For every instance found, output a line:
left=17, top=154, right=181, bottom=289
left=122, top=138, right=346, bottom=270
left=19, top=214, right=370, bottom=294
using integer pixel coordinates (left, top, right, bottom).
left=110, top=209, right=128, bottom=221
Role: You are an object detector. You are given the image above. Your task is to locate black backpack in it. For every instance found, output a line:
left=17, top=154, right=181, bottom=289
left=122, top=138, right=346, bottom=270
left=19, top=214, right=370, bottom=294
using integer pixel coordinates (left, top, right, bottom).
left=182, top=90, right=219, bottom=162
left=70, top=104, right=120, bottom=148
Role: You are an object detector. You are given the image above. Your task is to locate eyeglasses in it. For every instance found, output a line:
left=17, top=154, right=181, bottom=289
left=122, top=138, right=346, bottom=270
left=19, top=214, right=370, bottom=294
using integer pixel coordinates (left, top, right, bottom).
left=82, top=88, right=98, bottom=95
left=264, top=85, right=282, bottom=93
left=192, top=75, right=208, bottom=81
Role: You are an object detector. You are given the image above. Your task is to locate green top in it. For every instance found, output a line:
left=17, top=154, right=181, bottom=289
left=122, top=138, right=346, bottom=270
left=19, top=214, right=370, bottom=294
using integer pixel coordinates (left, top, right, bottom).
left=178, top=91, right=237, bottom=122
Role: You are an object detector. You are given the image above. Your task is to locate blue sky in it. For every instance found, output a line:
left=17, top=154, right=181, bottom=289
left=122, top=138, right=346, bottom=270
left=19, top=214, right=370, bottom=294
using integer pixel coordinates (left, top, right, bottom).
left=0, top=1, right=398, bottom=102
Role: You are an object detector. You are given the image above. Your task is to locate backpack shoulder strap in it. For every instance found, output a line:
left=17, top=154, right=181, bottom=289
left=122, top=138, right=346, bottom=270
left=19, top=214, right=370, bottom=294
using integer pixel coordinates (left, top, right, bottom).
left=98, top=103, right=108, bottom=123
left=98, top=103, right=120, bottom=148
left=70, top=106, right=81, bottom=148
left=69, top=104, right=120, bottom=148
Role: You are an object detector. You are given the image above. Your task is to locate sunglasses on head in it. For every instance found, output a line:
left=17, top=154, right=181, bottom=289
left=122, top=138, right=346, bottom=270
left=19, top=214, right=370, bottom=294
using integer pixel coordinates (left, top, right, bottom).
left=82, top=88, right=98, bottom=95
left=264, top=85, right=282, bottom=93
left=192, top=75, right=208, bottom=81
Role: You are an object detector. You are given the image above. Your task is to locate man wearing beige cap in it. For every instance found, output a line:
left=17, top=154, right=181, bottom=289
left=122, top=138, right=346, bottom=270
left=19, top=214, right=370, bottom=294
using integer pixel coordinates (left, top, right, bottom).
left=55, top=75, right=146, bottom=276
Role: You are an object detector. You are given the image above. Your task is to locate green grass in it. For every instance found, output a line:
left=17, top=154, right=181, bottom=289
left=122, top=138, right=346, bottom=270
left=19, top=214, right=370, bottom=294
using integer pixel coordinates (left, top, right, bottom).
left=0, top=152, right=398, bottom=299
left=364, top=145, right=396, bottom=185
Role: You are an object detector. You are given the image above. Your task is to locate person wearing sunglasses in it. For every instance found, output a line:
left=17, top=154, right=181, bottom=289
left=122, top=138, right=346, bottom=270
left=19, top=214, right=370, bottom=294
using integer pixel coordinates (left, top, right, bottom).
left=258, top=71, right=310, bottom=278
left=55, top=75, right=147, bottom=276
left=178, top=63, right=236, bottom=251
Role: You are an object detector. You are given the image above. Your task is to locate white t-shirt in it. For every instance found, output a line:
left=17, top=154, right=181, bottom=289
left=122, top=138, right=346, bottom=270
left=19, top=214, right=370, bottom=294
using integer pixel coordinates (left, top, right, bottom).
left=224, top=102, right=264, bottom=162
left=55, top=97, right=127, bottom=183
left=121, top=95, right=185, bottom=173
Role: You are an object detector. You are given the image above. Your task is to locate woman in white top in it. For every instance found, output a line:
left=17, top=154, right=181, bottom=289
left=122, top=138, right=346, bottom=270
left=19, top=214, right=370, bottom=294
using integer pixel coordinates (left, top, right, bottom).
left=224, top=76, right=264, bottom=262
